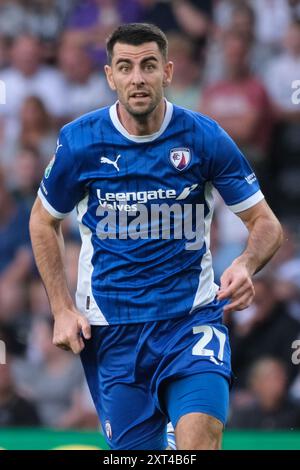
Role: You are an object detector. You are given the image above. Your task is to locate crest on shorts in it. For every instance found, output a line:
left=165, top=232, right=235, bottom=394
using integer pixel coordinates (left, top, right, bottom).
left=105, top=420, right=112, bottom=440
left=169, top=148, right=191, bottom=171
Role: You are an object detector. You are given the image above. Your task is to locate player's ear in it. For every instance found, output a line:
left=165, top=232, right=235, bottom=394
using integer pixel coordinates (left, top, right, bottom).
left=163, top=61, right=173, bottom=88
left=104, top=65, right=117, bottom=91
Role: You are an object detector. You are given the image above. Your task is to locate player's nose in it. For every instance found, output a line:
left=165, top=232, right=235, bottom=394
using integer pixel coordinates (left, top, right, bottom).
left=131, top=66, right=145, bottom=86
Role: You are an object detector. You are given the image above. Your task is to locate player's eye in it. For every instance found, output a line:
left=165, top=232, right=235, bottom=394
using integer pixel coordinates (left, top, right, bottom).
left=119, top=65, right=130, bottom=72
left=145, top=63, right=155, bottom=71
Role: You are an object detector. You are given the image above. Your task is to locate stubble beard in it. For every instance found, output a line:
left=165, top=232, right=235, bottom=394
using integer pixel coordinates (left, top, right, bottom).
left=122, top=92, right=162, bottom=122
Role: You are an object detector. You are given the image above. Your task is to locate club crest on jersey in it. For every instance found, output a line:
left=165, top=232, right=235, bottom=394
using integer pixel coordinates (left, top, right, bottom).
left=169, top=148, right=191, bottom=171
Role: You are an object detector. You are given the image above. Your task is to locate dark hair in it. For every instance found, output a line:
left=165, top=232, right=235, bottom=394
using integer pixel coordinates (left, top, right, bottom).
left=106, top=23, right=168, bottom=63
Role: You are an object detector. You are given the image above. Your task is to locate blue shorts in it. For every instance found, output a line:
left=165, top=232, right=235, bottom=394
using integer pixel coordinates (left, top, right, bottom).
left=80, top=300, right=232, bottom=450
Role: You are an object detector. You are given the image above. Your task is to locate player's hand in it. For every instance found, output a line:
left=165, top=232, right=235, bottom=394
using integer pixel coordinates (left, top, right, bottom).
left=217, top=260, right=255, bottom=314
left=52, top=308, right=91, bottom=354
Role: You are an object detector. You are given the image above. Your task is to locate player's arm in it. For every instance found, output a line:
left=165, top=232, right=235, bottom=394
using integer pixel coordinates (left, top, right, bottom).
left=30, top=197, right=91, bottom=354
left=217, top=199, right=283, bottom=313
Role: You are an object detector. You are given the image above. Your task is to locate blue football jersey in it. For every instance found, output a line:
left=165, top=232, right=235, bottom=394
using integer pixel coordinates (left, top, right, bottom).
left=38, top=100, right=264, bottom=325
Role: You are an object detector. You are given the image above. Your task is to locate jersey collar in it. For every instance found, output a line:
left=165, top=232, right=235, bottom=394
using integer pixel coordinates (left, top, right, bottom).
left=109, top=99, right=173, bottom=143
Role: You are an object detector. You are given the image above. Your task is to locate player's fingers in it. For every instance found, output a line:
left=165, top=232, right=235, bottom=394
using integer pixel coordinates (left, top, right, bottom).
left=69, top=335, right=85, bottom=355
left=218, top=272, right=239, bottom=299
left=228, top=283, right=255, bottom=301
left=219, top=271, right=233, bottom=291
left=79, top=317, right=91, bottom=340
left=54, top=342, right=71, bottom=351
left=223, top=292, right=254, bottom=313
left=218, top=276, right=253, bottom=300
left=218, top=280, right=242, bottom=300
left=53, top=335, right=71, bottom=350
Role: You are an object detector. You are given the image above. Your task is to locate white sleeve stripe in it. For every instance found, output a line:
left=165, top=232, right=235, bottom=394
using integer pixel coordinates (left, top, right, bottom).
left=37, top=188, right=71, bottom=219
left=227, top=190, right=265, bottom=213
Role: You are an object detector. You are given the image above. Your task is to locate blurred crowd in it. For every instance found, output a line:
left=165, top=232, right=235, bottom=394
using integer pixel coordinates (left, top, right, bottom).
left=0, top=0, right=300, bottom=434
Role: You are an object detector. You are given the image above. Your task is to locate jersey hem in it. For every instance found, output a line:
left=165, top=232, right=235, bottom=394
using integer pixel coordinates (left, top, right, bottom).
left=86, top=301, right=220, bottom=325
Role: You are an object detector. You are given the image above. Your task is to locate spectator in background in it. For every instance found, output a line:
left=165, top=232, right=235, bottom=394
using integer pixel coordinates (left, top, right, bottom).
left=19, top=96, right=57, bottom=157
left=0, top=278, right=30, bottom=356
left=0, top=355, right=40, bottom=427
left=272, top=226, right=300, bottom=323
left=19, top=96, right=57, bottom=164
left=0, top=162, right=32, bottom=354
left=0, top=0, right=27, bottom=40
left=251, top=0, right=292, bottom=53
left=22, top=0, right=63, bottom=44
left=0, top=167, right=31, bottom=275
left=56, top=0, right=78, bottom=19
left=141, top=0, right=213, bottom=60
left=0, top=36, right=10, bottom=70
left=264, top=20, right=300, bottom=220
left=227, top=276, right=300, bottom=388
left=229, top=358, right=300, bottom=429
left=0, top=35, right=66, bottom=141
left=28, top=278, right=51, bottom=318
left=289, top=0, right=300, bottom=18
left=10, top=146, right=43, bottom=209
left=231, top=2, right=276, bottom=76
left=265, top=20, right=300, bottom=120
left=12, top=315, right=85, bottom=428
left=1, top=96, right=57, bottom=171
left=205, top=2, right=274, bottom=84
left=267, top=224, right=300, bottom=273
left=213, top=0, right=241, bottom=29
left=66, top=0, right=143, bottom=66
left=58, top=37, right=114, bottom=119
left=0, top=1, right=64, bottom=43
left=200, top=29, right=272, bottom=180
left=165, top=34, right=202, bottom=109
left=54, top=381, right=99, bottom=430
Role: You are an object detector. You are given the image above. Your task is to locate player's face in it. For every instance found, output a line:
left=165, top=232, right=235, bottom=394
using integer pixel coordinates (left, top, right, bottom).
left=105, top=42, right=173, bottom=118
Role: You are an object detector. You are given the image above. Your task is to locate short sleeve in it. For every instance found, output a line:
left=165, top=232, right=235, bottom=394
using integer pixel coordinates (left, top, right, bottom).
left=210, top=127, right=264, bottom=213
left=38, top=129, right=85, bottom=219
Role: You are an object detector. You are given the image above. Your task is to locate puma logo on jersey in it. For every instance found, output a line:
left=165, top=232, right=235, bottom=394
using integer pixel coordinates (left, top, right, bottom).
left=100, top=155, right=121, bottom=172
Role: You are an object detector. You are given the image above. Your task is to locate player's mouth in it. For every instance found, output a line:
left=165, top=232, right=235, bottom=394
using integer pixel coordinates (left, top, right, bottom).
left=130, top=92, right=150, bottom=99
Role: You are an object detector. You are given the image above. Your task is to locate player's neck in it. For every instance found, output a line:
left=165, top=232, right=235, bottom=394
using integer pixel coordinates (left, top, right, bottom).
left=117, top=99, right=166, bottom=136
